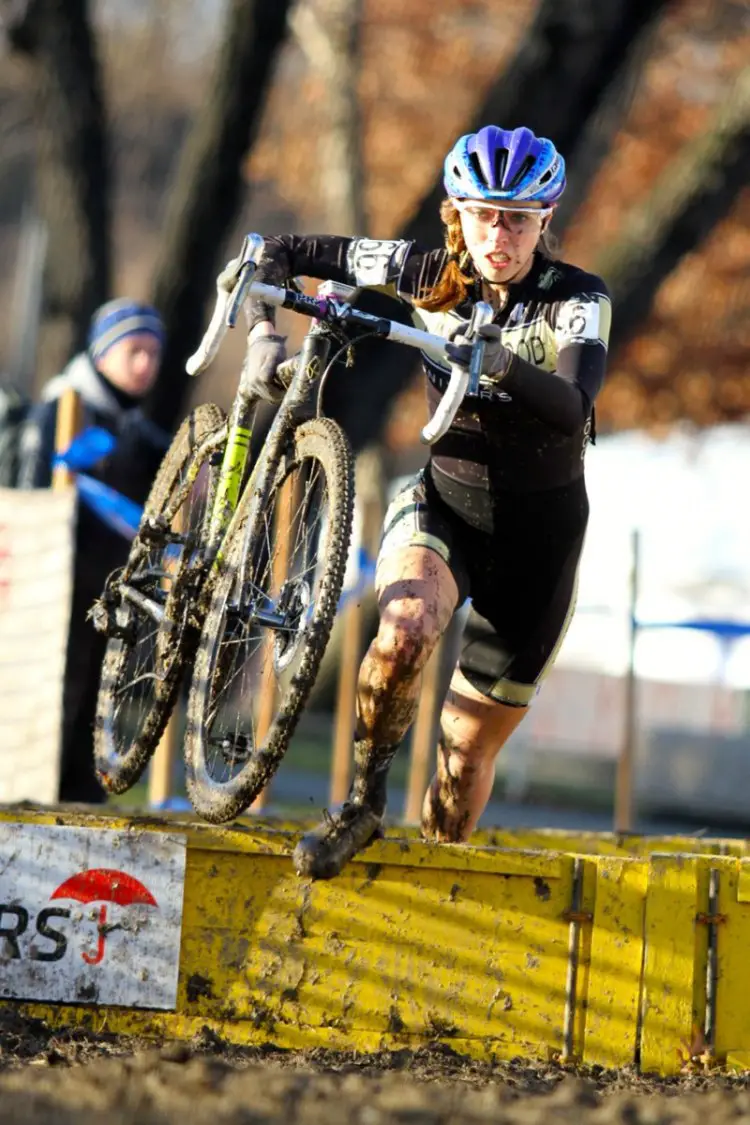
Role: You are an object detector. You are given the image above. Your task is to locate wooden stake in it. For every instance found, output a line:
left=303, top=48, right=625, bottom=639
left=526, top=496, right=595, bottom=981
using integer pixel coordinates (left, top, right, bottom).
left=614, top=528, right=640, bottom=833
left=250, top=471, right=296, bottom=811
left=148, top=505, right=184, bottom=809
left=51, top=386, right=82, bottom=492
left=149, top=708, right=179, bottom=808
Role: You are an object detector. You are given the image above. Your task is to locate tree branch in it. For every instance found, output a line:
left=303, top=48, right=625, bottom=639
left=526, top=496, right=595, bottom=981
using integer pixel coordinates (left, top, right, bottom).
left=289, top=0, right=366, bottom=234
left=146, top=0, right=293, bottom=431
left=5, top=0, right=110, bottom=376
left=599, top=66, right=750, bottom=353
left=288, top=1, right=337, bottom=73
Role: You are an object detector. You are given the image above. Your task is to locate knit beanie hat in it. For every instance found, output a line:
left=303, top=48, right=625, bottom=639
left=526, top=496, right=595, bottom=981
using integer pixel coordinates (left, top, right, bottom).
left=88, top=299, right=165, bottom=364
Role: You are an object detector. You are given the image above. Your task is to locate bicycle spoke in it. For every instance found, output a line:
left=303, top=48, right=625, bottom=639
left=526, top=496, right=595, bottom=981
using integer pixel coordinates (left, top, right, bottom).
left=201, top=457, right=330, bottom=783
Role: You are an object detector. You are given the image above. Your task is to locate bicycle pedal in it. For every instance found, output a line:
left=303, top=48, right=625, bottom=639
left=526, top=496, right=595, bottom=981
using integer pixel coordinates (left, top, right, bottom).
left=88, top=596, right=136, bottom=643
left=89, top=597, right=113, bottom=636
left=139, top=515, right=171, bottom=545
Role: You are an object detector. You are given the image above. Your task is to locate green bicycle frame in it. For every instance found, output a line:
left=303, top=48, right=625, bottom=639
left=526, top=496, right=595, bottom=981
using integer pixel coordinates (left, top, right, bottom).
left=207, top=416, right=253, bottom=548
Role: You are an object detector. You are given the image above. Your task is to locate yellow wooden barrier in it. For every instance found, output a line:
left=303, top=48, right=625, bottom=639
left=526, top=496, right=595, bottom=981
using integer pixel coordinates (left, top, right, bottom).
left=639, top=855, right=706, bottom=1075
left=239, top=817, right=746, bottom=859
left=0, top=808, right=602, bottom=1064
left=583, top=856, right=648, bottom=1069
left=3, top=806, right=750, bottom=1075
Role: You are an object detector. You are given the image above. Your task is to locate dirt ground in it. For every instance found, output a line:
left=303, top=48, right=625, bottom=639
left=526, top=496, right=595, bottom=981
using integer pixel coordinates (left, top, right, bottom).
left=3, top=1012, right=750, bottom=1125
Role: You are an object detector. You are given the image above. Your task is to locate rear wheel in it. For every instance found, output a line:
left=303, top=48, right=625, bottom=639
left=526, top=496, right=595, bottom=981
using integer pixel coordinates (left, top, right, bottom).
left=94, top=405, right=226, bottom=794
left=184, top=417, right=354, bottom=823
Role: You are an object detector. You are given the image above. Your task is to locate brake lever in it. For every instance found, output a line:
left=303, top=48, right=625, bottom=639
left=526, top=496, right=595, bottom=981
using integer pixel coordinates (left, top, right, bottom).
left=466, top=301, right=495, bottom=395
left=227, top=233, right=265, bottom=327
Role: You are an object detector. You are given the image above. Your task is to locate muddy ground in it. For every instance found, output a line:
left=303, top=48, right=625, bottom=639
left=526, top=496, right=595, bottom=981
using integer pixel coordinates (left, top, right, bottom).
left=3, top=1012, right=750, bottom=1124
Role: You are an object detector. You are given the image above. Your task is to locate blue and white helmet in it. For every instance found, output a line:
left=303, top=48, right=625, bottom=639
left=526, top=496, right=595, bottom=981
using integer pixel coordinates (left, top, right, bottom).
left=443, top=125, right=566, bottom=204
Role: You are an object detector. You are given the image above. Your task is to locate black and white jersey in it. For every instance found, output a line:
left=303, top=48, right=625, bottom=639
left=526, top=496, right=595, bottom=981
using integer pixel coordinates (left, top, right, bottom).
left=250, top=234, right=611, bottom=530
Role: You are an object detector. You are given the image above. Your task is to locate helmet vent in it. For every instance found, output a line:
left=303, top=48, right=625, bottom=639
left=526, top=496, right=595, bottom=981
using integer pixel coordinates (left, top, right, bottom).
left=507, top=154, right=535, bottom=191
left=467, top=151, right=484, bottom=186
left=493, top=147, right=508, bottom=188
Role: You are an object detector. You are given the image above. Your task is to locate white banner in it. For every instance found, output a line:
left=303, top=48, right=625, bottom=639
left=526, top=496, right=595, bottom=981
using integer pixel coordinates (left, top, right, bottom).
left=0, top=487, right=76, bottom=803
left=0, top=823, right=186, bottom=1009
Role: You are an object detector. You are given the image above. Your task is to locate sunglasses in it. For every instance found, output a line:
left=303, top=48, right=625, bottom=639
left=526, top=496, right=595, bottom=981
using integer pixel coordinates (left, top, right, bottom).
left=453, top=199, right=555, bottom=235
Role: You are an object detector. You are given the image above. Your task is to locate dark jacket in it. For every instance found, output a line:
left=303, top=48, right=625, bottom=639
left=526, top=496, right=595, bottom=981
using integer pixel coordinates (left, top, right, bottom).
left=18, top=352, right=170, bottom=592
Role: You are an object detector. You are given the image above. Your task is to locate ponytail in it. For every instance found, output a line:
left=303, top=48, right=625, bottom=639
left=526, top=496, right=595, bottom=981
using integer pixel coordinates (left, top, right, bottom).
left=414, top=198, right=560, bottom=314
left=413, top=200, right=477, bottom=313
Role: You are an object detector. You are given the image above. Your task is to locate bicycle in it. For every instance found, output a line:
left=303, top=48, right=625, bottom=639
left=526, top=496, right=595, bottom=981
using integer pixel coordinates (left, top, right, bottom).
left=92, top=232, right=495, bottom=823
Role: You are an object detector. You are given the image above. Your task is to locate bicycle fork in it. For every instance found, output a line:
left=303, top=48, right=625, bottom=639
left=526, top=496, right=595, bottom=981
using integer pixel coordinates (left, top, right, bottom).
left=228, top=330, right=333, bottom=629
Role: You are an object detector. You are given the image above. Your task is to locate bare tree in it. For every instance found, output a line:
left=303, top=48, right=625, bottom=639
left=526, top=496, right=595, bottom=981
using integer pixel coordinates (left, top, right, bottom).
left=145, top=0, right=293, bottom=433
left=597, top=66, right=750, bottom=354
left=552, top=9, right=669, bottom=236
left=2, top=0, right=110, bottom=381
left=290, top=0, right=367, bottom=234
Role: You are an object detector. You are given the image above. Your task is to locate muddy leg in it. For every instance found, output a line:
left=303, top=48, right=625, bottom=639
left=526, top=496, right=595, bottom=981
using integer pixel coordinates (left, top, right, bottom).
left=293, top=546, right=457, bottom=879
left=421, top=666, right=528, bottom=842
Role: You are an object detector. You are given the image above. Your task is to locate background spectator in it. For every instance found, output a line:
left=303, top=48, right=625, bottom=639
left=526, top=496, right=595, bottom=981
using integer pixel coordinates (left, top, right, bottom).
left=18, top=299, right=170, bottom=803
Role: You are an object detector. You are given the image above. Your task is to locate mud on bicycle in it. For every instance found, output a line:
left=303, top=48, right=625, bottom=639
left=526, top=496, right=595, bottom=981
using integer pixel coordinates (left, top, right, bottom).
left=91, top=232, right=495, bottom=824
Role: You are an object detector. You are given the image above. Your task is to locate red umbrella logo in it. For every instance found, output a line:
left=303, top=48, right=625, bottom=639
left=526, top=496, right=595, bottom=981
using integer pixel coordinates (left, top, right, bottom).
left=51, top=868, right=158, bottom=965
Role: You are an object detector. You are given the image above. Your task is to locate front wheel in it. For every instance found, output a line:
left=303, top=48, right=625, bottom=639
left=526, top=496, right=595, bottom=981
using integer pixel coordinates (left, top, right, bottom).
left=184, top=417, right=354, bottom=823
left=94, top=404, right=227, bottom=794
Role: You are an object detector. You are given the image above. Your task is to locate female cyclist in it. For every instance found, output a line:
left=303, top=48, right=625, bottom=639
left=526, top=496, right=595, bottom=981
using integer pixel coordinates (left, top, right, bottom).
left=240, top=124, right=612, bottom=880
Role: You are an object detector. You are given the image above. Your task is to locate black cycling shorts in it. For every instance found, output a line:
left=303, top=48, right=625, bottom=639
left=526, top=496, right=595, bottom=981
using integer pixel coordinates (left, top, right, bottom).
left=377, top=469, right=588, bottom=706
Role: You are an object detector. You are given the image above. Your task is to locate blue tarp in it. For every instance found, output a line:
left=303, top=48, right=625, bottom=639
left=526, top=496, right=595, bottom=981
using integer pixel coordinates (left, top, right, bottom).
left=56, top=426, right=142, bottom=539
left=636, top=618, right=750, bottom=640
left=54, top=426, right=117, bottom=470
left=75, top=473, right=142, bottom=541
